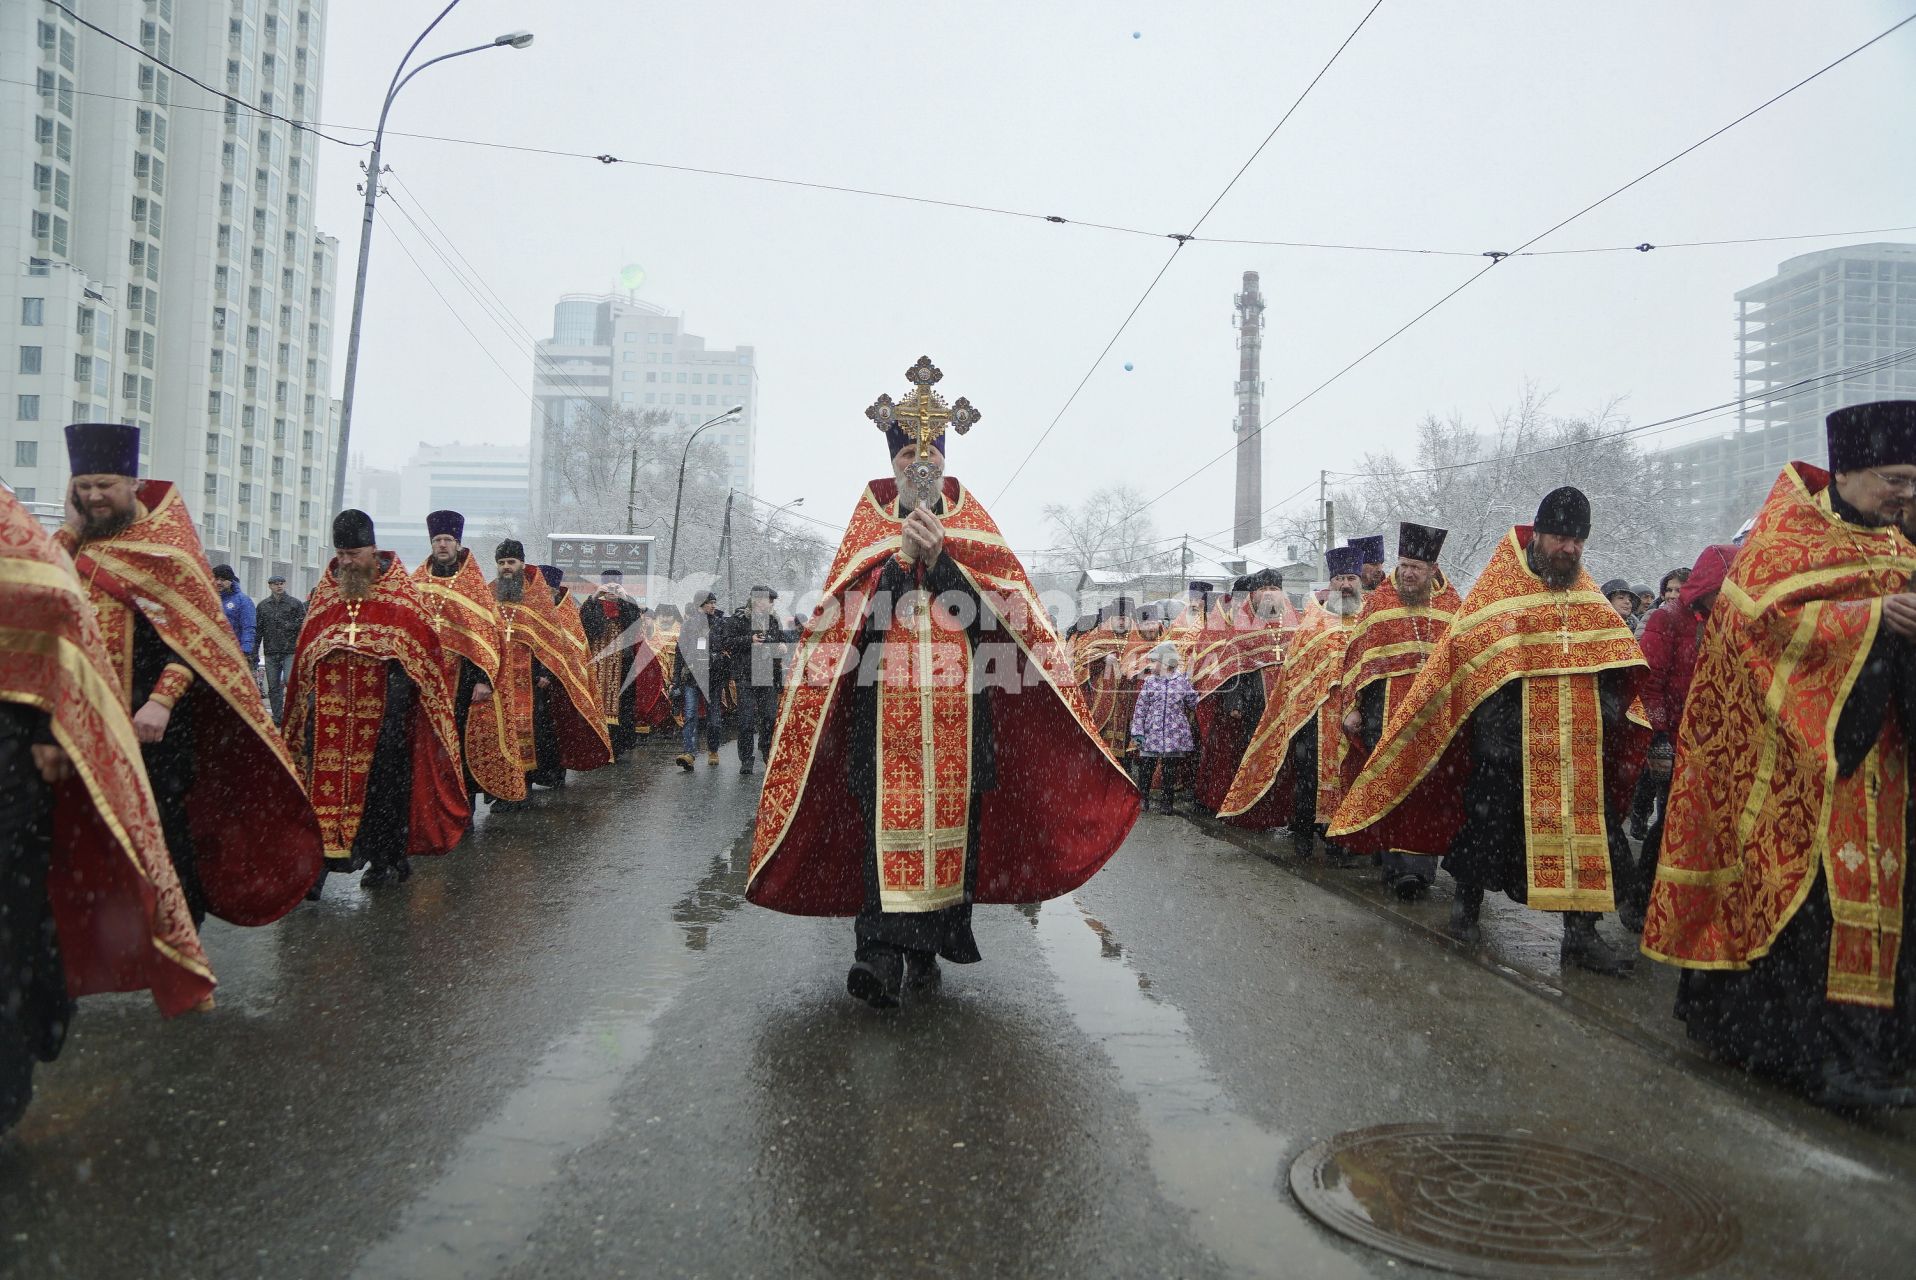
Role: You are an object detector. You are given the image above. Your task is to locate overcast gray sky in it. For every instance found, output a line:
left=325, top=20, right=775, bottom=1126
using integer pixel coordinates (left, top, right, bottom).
left=316, top=0, right=1916, bottom=554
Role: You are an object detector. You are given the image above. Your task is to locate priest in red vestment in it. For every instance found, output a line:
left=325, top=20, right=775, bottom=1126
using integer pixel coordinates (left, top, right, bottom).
left=1644, top=402, right=1916, bottom=1108
left=2, top=483, right=214, bottom=1132
left=1328, top=488, right=1648, bottom=976
left=1332, top=522, right=1463, bottom=900
left=411, top=509, right=524, bottom=807
left=284, top=511, right=469, bottom=891
left=1191, top=571, right=1288, bottom=814
left=748, top=357, right=1139, bottom=1008
left=1218, top=546, right=1365, bottom=862
left=56, top=423, right=323, bottom=926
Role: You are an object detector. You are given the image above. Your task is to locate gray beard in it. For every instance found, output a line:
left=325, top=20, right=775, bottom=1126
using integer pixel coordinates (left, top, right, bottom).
left=1398, top=583, right=1433, bottom=608
left=1526, top=540, right=1579, bottom=590
left=492, top=575, right=524, bottom=604
left=1326, top=590, right=1362, bottom=617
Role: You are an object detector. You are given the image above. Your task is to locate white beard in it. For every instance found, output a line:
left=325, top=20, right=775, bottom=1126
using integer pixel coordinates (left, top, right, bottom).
left=1325, top=591, right=1363, bottom=617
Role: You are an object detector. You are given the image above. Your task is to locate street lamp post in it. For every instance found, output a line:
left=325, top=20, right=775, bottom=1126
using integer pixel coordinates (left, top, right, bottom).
left=331, top=4, right=533, bottom=509
left=665, top=406, right=744, bottom=584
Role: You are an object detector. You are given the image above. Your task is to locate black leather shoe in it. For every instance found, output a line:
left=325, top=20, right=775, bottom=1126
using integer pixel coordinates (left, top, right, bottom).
left=904, top=952, right=943, bottom=996
left=1809, top=1060, right=1916, bottom=1110
left=1561, top=914, right=1634, bottom=976
left=1393, top=876, right=1432, bottom=902
left=1447, top=897, right=1482, bottom=946
left=846, top=954, right=903, bottom=1009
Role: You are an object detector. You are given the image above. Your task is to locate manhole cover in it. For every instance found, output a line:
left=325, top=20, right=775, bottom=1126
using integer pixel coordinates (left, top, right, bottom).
left=1289, top=1124, right=1738, bottom=1278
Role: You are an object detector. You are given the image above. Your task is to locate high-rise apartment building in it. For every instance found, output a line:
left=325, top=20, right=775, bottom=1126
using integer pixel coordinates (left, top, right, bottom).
left=1661, top=242, right=1916, bottom=539
left=0, top=1, right=341, bottom=590
left=529, top=292, right=757, bottom=531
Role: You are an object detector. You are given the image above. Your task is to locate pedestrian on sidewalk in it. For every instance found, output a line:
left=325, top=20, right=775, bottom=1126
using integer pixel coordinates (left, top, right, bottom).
left=1130, top=643, right=1198, bottom=814
left=255, top=574, right=305, bottom=724
left=213, top=564, right=257, bottom=664
left=729, top=585, right=792, bottom=776
left=673, top=591, right=725, bottom=770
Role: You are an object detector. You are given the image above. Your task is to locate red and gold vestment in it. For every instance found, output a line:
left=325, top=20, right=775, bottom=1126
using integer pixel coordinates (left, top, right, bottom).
left=1218, top=599, right=1357, bottom=827
left=58, top=480, right=322, bottom=924
left=1644, top=463, right=1916, bottom=1006
left=1327, top=528, right=1648, bottom=911
left=495, top=579, right=612, bottom=773
left=748, top=476, right=1138, bottom=915
left=1, top=488, right=213, bottom=1014
left=410, top=551, right=525, bottom=802
left=284, top=552, right=469, bottom=861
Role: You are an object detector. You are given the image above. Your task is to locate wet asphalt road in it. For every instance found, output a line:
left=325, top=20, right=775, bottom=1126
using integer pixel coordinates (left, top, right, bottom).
left=5, top=745, right=1916, bottom=1279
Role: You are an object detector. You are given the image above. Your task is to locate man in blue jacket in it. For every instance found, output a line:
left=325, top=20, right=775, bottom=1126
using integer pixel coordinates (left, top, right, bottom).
left=212, top=564, right=257, bottom=663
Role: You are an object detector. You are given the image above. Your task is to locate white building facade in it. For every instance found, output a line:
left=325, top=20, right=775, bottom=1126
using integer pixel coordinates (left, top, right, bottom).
left=1, top=0, right=341, bottom=591
left=529, top=292, right=757, bottom=531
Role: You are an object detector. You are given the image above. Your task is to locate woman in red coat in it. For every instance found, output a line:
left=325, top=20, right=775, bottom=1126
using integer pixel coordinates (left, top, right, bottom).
left=1621, top=543, right=1736, bottom=930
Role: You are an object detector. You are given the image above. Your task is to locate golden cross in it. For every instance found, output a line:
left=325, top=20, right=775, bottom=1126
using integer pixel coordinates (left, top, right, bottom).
left=345, top=602, right=362, bottom=648
left=1556, top=596, right=1572, bottom=655
left=865, top=356, right=981, bottom=460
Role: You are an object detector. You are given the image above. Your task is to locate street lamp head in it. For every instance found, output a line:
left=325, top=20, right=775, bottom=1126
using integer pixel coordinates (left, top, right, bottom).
left=726, top=404, right=744, bottom=416
left=495, top=31, right=535, bottom=49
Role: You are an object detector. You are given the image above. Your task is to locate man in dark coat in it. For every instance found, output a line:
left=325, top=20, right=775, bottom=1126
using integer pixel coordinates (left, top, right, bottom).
left=256, top=574, right=306, bottom=723
left=728, top=585, right=794, bottom=776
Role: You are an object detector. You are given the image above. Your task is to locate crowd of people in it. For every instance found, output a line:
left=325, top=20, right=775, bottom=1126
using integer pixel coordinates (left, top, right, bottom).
left=8, top=393, right=1916, bottom=1134
left=0, top=422, right=807, bottom=1132
left=1070, top=398, right=1916, bottom=1111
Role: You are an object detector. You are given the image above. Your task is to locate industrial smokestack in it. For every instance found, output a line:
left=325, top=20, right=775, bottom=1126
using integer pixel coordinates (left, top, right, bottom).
left=1233, top=271, right=1266, bottom=547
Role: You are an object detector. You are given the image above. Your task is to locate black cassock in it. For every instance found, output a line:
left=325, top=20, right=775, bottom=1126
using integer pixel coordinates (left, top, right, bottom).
left=847, top=554, right=995, bottom=965
left=0, top=703, right=73, bottom=1126
left=129, top=614, right=204, bottom=922
left=527, top=660, right=567, bottom=789
left=1675, top=625, right=1916, bottom=1084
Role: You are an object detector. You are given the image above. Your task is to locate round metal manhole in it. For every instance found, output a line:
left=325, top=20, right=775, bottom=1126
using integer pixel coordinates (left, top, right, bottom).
left=1289, top=1124, right=1739, bottom=1278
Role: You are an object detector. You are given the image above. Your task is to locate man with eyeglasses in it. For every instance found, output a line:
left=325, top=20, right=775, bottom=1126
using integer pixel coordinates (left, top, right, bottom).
left=1644, top=400, right=1916, bottom=1109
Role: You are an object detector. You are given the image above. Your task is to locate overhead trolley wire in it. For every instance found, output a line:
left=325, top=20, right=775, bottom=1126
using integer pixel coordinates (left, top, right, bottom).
left=990, top=0, right=1392, bottom=504
left=1093, top=9, right=1916, bottom=532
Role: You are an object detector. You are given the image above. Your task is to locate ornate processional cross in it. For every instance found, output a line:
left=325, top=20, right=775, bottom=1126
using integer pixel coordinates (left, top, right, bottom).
left=865, top=357, right=981, bottom=510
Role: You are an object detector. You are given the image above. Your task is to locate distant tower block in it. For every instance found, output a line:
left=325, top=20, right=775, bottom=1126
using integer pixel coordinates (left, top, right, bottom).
left=1233, top=271, right=1267, bottom=547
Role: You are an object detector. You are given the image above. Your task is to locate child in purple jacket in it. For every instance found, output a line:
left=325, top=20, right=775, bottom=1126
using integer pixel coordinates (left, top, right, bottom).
left=1130, top=644, right=1198, bottom=814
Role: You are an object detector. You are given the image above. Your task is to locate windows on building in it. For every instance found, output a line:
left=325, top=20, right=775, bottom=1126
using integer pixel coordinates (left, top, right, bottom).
left=18, top=347, right=42, bottom=375
left=20, top=299, right=43, bottom=326
left=17, top=395, right=41, bottom=421
left=15, top=441, right=38, bottom=467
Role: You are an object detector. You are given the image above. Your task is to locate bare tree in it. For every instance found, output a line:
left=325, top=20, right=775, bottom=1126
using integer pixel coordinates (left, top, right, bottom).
left=1042, top=484, right=1176, bottom=573
left=1331, top=389, right=1704, bottom=589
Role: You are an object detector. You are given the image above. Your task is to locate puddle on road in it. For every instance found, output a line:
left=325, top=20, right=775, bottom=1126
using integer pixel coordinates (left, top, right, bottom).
left=350, top=842, right=751, bottom=1280
left=1035, top=897, right=1367, bottom=1279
